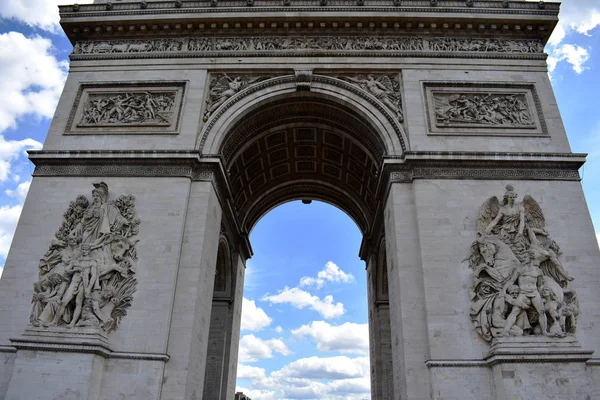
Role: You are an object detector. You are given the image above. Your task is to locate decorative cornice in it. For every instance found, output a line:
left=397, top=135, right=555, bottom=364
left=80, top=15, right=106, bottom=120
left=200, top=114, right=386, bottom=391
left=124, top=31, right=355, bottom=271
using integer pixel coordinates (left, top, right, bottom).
left=59, top=0, right=560, bottom=18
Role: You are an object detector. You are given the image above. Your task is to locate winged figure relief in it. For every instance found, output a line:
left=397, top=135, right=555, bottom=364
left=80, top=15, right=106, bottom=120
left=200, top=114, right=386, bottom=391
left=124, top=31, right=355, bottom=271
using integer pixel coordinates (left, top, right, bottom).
left=466, top=185, right=578, bottom=342
left=203, top=74, right=267, bottom=122
left=342, top=75, right=404, bottom=121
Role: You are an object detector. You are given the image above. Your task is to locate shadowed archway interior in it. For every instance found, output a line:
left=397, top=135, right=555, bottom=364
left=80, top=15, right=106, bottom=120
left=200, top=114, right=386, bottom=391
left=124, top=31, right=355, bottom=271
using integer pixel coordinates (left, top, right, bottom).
left=221, top=96, right=387, bottom=235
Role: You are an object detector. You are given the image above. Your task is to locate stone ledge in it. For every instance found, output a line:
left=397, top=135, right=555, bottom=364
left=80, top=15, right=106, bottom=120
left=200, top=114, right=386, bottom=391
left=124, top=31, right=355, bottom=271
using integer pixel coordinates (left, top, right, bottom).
left=427, top=337, right=595, bottom=368
left=9, top=327, right=170, bottom=362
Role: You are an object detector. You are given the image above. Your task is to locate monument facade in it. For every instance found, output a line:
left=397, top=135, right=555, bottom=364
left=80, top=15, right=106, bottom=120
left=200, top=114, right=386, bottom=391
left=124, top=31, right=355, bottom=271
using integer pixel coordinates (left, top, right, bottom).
left=0, top=1, right=599, bottom=399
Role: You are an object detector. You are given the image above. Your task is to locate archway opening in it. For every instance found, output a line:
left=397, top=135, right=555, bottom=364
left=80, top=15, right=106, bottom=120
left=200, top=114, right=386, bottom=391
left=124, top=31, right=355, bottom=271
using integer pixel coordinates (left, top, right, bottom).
left=236, top=200, right=370, bottom=399
left=204, top=88, right=396, bottom=400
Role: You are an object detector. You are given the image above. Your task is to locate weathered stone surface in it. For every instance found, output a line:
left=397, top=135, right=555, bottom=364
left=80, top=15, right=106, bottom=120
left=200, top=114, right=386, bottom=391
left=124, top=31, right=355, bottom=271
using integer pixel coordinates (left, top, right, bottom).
left=1, top=1, right=599, bottom=400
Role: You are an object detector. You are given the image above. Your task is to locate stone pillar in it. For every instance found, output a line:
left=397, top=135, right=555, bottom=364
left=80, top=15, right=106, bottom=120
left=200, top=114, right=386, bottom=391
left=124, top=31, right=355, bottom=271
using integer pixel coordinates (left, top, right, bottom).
left=367, top=248, right=395, bottom=400
left=222, top=253, right=246, bottom=399
left=203, top=301, right=230, bottom=399
left=384, top=182, right=432, bottom=399
left=160, top=181, right=223, bottom=400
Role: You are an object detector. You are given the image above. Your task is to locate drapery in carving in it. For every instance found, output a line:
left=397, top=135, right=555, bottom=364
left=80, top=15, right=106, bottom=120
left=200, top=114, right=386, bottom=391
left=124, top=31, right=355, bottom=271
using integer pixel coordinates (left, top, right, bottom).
left=30, top=183, right=140, bottom=333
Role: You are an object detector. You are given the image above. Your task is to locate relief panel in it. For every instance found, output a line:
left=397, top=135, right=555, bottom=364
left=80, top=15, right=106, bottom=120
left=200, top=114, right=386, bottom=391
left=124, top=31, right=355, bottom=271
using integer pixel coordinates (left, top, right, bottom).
left=66, top=82, right=186, bottom=134
left=423, top=83, right=546, bottom=136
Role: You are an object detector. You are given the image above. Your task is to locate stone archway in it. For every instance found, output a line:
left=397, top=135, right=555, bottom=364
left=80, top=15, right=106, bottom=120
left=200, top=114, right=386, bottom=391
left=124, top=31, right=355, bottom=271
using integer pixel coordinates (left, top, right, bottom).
left=200, top=77, right=402, bottom=399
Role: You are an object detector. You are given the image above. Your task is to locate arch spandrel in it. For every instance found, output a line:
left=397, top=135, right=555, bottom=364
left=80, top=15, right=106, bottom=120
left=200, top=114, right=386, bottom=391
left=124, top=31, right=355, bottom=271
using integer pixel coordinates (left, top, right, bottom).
left=197, top=74, right=408, bottom=157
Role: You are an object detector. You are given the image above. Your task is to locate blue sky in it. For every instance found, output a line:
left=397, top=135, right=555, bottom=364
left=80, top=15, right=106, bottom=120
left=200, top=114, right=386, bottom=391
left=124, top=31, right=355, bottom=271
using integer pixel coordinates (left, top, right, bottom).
left=0, top=1, right=599, bottom=399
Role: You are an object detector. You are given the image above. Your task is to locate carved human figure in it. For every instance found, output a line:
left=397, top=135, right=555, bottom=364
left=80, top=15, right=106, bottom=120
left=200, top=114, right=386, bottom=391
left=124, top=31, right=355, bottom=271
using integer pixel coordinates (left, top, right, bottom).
left=492, top=285, right=531, bottom=336
left=205, top=76, right=243, bottom=118
left=501, top=251, right=548, bottom=336
left=52, top=244, right=99, bottom=328
left=541, top=286, right=566, bottom=337
left=72, top=182, right=127, bottom=247
left=526, top=227, right=574, bottom=284
left=485, top=185, right=525, bottom=238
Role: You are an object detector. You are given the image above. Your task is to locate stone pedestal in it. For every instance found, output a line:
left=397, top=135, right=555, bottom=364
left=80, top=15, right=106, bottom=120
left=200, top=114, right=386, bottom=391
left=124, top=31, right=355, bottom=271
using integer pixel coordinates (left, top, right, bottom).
left=487, top=337, right=594, bottom=400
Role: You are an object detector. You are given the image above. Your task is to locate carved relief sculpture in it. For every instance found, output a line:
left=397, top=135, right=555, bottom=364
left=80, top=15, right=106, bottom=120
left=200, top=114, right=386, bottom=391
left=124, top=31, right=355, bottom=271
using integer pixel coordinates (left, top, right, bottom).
left=434, top=92, right=534, bottom=127
left=29, top=183, right=139, bottom=333
left=466, top=185, right=578, bottom=341
left=342, top=74, right=404, bottom=122
left=80, top=91, right=176, bottom=126
left=72, top=36, right=544, bottom=57
left=203, top=74, right=268, bottom=121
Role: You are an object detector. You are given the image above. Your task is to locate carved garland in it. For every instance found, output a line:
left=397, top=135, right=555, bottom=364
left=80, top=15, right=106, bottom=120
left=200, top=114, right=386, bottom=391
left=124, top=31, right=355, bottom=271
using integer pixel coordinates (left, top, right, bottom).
left=466, top=185, right=578, bottom=342
left=30, top=183, right=139, bottom=333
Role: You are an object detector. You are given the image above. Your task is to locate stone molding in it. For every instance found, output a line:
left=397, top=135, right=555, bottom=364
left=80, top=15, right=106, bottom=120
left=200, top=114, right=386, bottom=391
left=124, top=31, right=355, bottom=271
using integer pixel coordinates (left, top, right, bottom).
left=427, top=337, right=594, bottom=367
left=28, top=151, right=584, bottom=182
left=70, top=36, right=545, bottom=61
left=59, top=0, right=559, bottom=17
left=10, top=339, right=170, bottom=362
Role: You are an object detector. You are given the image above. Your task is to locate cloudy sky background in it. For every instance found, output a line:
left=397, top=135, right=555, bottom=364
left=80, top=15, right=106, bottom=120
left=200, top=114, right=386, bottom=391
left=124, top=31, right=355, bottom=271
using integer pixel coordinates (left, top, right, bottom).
left=0, top=0, right=599, bottom=399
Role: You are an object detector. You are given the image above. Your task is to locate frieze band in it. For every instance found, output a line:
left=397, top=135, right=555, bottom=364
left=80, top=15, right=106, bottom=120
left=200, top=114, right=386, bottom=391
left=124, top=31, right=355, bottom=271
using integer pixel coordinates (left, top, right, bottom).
left=71, top=36, right=544, bottom=59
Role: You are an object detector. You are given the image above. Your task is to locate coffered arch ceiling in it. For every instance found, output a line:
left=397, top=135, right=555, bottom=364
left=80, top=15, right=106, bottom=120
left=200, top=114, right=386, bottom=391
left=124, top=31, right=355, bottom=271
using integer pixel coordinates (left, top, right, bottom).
left=221, top=96, right=386, bottom=235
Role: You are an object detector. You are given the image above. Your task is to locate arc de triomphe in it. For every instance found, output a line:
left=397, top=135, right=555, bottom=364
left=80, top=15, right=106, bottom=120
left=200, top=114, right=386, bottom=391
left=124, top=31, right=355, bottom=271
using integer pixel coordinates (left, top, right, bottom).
left=1, top=1, right=600, bottom=399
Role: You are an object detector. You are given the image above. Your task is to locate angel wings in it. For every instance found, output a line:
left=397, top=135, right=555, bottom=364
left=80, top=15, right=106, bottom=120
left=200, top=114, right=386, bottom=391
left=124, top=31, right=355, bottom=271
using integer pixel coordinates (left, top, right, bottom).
left=342, top=75, right=404, bottom=121
left=203, top=74, right=267, bottom=121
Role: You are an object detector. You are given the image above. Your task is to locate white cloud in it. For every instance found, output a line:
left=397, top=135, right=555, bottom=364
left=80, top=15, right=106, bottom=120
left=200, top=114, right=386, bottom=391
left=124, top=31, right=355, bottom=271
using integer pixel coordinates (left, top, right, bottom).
left=596, top=233, right=600, bottom=250
left=5, top=180, right=31, bottom=201
left=238, top=334, right=291, bottom=363
left=241, top=298, right=272, bottom=332
left=0, top=204, right=24, bottom=258
left=275, top=325, right=283, bottom=333
left=292, top=320, right=369, bottom=355
left=0, top=136, right=42, bottom=183
left=0, top=32, right=68, bottom=135
left=299, top=261, right=355, bottom=289
left=263, top=287, right=345, bottom=319
left=241, top=356, right=371, bottom=399
left=0, top=0, right=95, bottom=32
left=237, top=364, right=267, bottom=380
left=547, top=44, right=590, bottom=74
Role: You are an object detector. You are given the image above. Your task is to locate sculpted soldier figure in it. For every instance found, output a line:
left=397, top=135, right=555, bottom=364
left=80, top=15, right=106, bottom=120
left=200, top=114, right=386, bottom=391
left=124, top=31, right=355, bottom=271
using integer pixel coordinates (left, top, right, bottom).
left=501, top=250, right=548, bottom=336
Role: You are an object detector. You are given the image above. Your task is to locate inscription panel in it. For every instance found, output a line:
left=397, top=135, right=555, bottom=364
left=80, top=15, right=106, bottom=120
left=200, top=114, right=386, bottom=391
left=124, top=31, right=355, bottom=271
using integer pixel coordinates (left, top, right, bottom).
left=423, top=83, right=546, bottom=136
left=67, top=82, right=186, bottom=135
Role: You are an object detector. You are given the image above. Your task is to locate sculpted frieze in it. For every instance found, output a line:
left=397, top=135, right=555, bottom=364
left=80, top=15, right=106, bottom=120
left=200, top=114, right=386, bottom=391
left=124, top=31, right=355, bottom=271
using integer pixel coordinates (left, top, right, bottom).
left=433, top=92, right=534, bottom=128
left=80, top=91, right=176, bottom=126
left=466, top=185, right=578, bottom=342
left=341, top=74, right=403, bottom=121
left=71, top=36, right=544, bottom=57
left=30, top=183, right=140, bottom=333
left=204, top=74, right=270, bottom=122
left=68, top=84, right=185, bottom=134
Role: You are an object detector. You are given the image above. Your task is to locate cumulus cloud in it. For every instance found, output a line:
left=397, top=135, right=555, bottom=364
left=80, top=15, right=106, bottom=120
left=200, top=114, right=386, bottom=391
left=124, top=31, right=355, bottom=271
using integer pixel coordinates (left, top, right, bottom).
left=0, top=32, right=69, bottom=134
left=237, top=364, right=267, bottom=380
left=240, top=356, right=371, bottom=399
left=0, top=136, right=42, bottom=182
left=238, top=334, right=291, bottom=363
left=275, top=325, right=283, bottom=333
left=596, top=233, right=600, bottom=250
left=235, top=387, right=276, bottom=400
left=263, top=287, right=345, bottom=319
left=292, top=321, right=369, bottom=355
left=0, top=204, right=24, bottom=258
left=547, top=44, right=590, bottom=74
left=0, top=0, right=95, bottom=32
left=299, top=261, right=355, bottom=289
left=5, top=180, right=31, bottom=201
left=241, top=298, right=272, bottom=331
